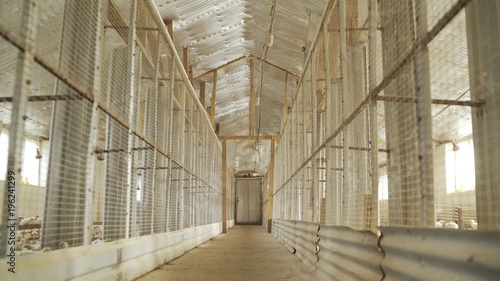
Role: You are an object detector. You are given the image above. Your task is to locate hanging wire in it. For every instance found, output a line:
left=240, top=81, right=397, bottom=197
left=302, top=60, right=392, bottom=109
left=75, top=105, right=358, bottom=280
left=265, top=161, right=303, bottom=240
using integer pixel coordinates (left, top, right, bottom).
left=253, top=0, right=277, bottom=173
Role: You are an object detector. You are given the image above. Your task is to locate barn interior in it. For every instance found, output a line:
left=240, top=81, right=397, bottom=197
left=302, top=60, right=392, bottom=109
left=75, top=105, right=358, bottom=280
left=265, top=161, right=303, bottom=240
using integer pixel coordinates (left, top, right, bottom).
left=0, top=0, right=499, bottom=280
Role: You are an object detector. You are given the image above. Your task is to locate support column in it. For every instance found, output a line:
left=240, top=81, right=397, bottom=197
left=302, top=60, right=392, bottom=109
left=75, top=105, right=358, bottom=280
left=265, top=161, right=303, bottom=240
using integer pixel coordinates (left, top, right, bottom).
left=249, top=59, right=255, bottom=135
left=414, top=0, right=435, bottom=228
left=368, top=0, right=380, bottom=232
left=311, top=52, right=319, bottom=222
left=267, top=140, right=275, bottom=233
left=164, top=19, right=174, bottom=42
left=380, top=0, right=419, bottom=226
left=339, top=0, right=350, bottom=226
left=179, top=84, right=186, bottom=230
left=150, top=32, right=162, bottom=234
left=210, top=70, right=217, bottom=129
left=222, top=140, right=227, bottom=233
left=124, top=0, right=139, bottom=239
left=0, top=0, right=37, bottom=256
left=166, top=53, right=175, bottom=232
left=323, top=21, right=337, bottom=226
left=199, top=81, right=206, bottom=108
left=281, top=72, right=289, bottom=130
left=465, top=1, right=500, bottom=231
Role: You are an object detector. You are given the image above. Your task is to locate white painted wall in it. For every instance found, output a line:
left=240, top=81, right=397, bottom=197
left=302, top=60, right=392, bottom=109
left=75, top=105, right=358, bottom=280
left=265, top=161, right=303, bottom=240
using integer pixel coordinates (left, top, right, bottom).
left=0, top=223, right=223, bottom=280
left=0, top=180, right=46, bottom=218
left=433, top=144, right=476, bottom=209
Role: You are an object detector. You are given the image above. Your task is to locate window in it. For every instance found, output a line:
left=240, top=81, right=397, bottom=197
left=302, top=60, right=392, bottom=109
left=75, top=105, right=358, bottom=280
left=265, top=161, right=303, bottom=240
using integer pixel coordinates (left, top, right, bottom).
left=0, top=131, right=8, bottom=181
left=446, top=139, right=475, bottom=193
left=0, top=130, right=41, bottom=185
left=22, top=138, right=40, bottom=185
left=379, top=175, right=389, bottom=200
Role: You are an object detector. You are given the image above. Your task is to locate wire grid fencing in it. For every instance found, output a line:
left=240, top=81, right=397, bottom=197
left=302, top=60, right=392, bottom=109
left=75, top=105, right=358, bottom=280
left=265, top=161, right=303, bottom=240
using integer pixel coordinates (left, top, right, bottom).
left=272, top=0, right=499, bottom=232
left=0, top=0, right=229, bottom=256
left=261, top=173, right=269, bottom=228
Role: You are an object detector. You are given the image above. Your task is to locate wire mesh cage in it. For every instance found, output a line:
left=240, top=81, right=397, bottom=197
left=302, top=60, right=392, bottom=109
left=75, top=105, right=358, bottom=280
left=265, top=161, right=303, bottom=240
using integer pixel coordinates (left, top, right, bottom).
left=272, top=0, right=500, bottom=233
left=0, top=0, right=230, bottom=257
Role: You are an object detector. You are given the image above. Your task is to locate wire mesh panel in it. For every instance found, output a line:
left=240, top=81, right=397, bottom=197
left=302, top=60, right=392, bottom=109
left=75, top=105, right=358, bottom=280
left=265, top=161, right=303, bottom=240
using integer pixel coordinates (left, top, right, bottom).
left=272, top=0, right=499, bottom=235
left=0, top=0, right=224, bottom=258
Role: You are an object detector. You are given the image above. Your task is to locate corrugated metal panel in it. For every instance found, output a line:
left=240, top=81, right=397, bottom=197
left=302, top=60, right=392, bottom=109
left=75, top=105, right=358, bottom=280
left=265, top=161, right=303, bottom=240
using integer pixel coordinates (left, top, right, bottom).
left=272, top=219, right=281, bottom=239
left=294, top=221, right=320, bottom=271
left=151, top=0, right=329, bottom=176
left=316, top=225, right=383, bottom=281
left=380, top=227, right=500, bottom=281
left=281, top=220, right=297, bottom=253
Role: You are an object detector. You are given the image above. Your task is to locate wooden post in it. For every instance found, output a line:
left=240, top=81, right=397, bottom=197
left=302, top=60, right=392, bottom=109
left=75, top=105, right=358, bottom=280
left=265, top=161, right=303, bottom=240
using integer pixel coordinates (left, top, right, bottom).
left=267, top=139, right=275, bottom=233
left=281, top=72, right=289, bottom=130
left=465, top=0, right=500, bottom=231
left=364, top=194, right=372, bottom=229
left=368, top=0, right=379, bottom=232
left=222, top=140, right=227, bottom=233
left=0, top=0, right=37, bottom=255
left=199, top=81, right=206, bottom=108
left=210, top=70, right=217, bottom=128
left=249, top=59, right=255, bottom=135
left=182, top=46, right=189, bottom=74
left=164, top=19, right=174, bottom=42
left=414, top=0, right=435, bottom=228
left=311, top=49, right=318, bottom=222
left=339, top=0, right=350, bottom=226
left=188, top=66, right=193, bottom=85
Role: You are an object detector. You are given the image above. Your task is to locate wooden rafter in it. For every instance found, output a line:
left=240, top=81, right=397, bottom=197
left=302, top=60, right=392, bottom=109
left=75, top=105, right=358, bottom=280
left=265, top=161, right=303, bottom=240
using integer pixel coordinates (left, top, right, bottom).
left=249, top=59, right=255, bottom=135
left=199, top=81, right=206, bottom=108
left=193, top=55, right=248, bottom=80
left=210, top=70, right=217, bottom=128
left=218, top=135, right=280, bottom=141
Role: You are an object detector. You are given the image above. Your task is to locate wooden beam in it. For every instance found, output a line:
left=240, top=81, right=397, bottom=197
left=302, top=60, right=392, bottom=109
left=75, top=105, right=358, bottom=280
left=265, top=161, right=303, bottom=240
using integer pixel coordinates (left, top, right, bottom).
left=193, top=55, right=248, bottom=80
left=377, top=95, right=482, bottom=107
left=253, top=56, right=300, bottom=78
left=222, top=140, right=227, bottom=233
left=218, top=135, right=280, bottom=141
left=267, top=139, right=275, bottom=233
left=210, top=70, right=217, bottom=128
left=164, top=19, right=174, bottom=42
left=281, top=72, right=289, bottom=130
left=188, top=66, right=193, bottom=85
left=182, top=47, right=189, bottom=73
left=249, top=59, right=255, bottom=135
left=369, top=0, right=380, bottom=233
left=199, top=81, right=206, bottom=108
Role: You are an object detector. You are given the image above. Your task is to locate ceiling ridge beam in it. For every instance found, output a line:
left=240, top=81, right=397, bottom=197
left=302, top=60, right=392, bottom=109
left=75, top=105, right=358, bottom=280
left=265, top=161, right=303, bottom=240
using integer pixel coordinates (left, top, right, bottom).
left=218, top=135, right=280, bottom=141
left=251, top=56, right=300, bottom=78
left=249, top=58, right=256, bottom=135
left=192, top=54, right=301, bottom=82
left=193, top=55, right=248, bottom=80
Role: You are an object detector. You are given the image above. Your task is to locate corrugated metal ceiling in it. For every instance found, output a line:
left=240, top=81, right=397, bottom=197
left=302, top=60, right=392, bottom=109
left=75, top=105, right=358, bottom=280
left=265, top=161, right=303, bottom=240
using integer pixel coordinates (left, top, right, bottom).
left=0, top=0, right=473, bottom=176
left=152, top=0, right=329, bottom=174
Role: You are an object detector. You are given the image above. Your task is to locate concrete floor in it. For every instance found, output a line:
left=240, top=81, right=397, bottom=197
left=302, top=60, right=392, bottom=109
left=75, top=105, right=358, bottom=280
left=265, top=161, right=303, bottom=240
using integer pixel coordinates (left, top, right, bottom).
left=135, top=225, right=322, bottom=281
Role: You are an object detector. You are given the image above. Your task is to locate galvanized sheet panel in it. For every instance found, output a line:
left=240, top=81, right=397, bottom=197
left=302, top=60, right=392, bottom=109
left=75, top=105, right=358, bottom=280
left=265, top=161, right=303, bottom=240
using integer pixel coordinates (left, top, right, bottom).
left=151, top=0, right=329, bottom=177
left=380, top=227, right=500, bottom=281
left=272, top=219, right=278, bottom=236
left=317, top=225, right=383, bottom=281
left=294, top=221, right=320, bottom=271
left=281, top=220, right=297, bottom=253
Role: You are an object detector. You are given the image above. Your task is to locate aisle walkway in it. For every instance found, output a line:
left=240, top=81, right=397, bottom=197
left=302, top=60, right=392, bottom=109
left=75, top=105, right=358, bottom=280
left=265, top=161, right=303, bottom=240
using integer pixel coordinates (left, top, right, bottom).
left=135, top=225, right=322, bottom=281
